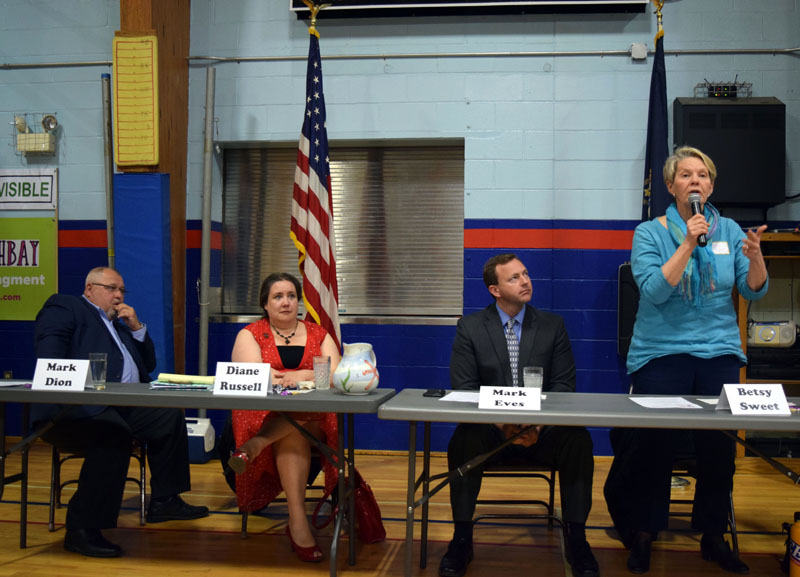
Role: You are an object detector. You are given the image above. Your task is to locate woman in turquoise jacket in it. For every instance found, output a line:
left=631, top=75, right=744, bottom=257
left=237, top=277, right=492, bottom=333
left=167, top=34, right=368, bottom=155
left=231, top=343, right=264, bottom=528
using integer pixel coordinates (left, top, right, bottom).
left=621, top=147, right=768, bottom=574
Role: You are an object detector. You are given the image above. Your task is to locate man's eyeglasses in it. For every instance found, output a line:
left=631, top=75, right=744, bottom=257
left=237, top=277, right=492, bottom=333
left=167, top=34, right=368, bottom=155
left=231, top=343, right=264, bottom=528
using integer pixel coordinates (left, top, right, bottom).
left=91, top=283, right=128, bottom=295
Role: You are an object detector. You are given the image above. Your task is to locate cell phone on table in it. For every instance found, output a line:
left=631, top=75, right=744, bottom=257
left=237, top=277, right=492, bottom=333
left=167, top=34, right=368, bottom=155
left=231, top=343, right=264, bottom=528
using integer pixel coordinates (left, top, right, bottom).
left=423, top=388, right=447, bottom=398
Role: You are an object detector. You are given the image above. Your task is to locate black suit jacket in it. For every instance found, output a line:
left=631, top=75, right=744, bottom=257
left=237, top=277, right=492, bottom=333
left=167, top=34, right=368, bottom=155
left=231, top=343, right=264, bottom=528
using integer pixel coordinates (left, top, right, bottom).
left=33, top=293, right=156, bottom=421
left=450, top=303, right=576, bottom=393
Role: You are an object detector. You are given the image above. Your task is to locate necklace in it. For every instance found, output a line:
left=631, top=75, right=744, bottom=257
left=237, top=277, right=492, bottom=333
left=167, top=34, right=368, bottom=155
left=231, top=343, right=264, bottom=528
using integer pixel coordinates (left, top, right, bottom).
left=272, top=322, right=299, bottom=345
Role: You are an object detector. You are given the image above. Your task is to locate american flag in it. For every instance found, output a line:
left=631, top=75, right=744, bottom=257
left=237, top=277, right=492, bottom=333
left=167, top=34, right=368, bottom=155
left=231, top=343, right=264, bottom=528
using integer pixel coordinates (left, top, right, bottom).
left=290, top=31, right=341, bottom=349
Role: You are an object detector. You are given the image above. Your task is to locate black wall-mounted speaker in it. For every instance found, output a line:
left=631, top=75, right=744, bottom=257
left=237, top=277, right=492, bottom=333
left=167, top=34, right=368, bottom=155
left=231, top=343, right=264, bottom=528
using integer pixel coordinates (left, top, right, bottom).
left=673, top=97, right=785, bottom=208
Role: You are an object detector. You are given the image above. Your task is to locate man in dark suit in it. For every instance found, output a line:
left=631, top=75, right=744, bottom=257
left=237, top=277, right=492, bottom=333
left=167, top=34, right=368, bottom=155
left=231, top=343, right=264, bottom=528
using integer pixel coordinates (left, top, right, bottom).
left=439, top=254, right=598, bottom=577
left=34, top=266, right=208, bottom=558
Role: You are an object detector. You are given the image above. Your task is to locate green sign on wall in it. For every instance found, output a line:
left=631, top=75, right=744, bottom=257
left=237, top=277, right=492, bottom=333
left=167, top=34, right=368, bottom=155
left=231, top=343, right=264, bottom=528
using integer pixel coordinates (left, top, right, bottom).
left=0, top=217, right=57, bottom=320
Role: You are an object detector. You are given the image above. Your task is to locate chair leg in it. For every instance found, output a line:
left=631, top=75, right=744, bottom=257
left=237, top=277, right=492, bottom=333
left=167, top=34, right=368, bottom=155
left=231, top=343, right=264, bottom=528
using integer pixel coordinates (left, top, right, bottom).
left=138, top=445, right=147, bottom=525
left=728, top=490, right=739, bottom=555
left=48, top=447, right=59, bottom=532
left=547, top=468, right=556, bottom=529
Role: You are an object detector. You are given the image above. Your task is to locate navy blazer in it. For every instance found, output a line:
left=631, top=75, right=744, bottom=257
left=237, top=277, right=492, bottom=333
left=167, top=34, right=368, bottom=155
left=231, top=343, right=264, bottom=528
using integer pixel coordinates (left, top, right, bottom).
left=33, top=293, right=156, bottom=422
left=449, top=303, right=576, bottom=393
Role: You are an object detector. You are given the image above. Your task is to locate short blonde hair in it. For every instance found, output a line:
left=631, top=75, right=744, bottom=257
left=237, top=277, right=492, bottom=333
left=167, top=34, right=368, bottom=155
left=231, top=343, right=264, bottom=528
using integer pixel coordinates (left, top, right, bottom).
left=663, top=146, right=717, bottom=185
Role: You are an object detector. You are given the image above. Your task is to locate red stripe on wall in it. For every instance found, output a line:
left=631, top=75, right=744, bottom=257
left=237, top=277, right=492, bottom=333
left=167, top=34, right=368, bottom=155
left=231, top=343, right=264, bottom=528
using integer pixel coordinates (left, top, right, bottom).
left=186, top=230, right=222, bottom=250
left=59, top=230, right=107, bottom=248
left=465, top=229, right=634, bottom=250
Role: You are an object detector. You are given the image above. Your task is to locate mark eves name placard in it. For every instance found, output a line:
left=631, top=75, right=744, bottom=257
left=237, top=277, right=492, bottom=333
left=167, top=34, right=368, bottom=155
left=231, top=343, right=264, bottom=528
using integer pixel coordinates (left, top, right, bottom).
left=32, top=358, right=92, bottom=391
left=717, top=383, right=791, bottom=416
left=213, top=362, right=270, bottom=397
left=478, top=386, right=541, bottom=411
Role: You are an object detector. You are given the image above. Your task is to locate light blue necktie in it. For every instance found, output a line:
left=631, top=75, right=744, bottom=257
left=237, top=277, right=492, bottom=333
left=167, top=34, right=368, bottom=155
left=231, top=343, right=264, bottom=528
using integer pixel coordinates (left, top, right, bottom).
left=505, top=318, right=519, bottom=387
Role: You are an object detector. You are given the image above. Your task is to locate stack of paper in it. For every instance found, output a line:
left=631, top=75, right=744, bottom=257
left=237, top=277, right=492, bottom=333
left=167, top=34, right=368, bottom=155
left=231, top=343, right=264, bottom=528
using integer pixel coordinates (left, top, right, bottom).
left=150, top=373, right=215, bottom=391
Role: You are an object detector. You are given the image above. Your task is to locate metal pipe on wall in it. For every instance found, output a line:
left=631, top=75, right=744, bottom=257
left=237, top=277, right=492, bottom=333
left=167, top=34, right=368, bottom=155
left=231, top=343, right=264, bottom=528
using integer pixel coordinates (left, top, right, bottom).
left=2, top=45, right=798, bottom=71
left=187, top=46, right=800, bottom=64
left=198, top=67, right=216, bottom=387
left=101, top=73, right=115, bottom=268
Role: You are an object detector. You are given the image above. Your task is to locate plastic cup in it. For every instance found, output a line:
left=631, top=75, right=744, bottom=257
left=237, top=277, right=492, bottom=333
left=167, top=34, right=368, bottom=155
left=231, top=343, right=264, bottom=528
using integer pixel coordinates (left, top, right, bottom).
left=522, top=366, right=543, bottom=390
left=314, top=356, right=331, bottom=390
left=89, top=352, right=107, bottom=390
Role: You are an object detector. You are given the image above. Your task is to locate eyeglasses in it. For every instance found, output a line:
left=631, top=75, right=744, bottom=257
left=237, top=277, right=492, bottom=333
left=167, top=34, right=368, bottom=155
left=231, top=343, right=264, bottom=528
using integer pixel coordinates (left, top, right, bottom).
left=91, top=282, right=128, bottom=295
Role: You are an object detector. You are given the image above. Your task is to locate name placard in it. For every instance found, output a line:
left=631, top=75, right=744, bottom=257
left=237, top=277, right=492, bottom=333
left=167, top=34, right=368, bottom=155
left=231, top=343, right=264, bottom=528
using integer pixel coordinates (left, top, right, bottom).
left=213, top=362, right=270, bottom=397
left=32, top=358, right=91, bottom=391
left=478, top=386, right=541, bottom=411
left=717, top=383, right=790, bottom=416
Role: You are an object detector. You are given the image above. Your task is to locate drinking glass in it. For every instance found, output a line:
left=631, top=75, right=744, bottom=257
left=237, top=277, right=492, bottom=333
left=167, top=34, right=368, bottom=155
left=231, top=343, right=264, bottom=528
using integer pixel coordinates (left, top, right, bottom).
left=89, top=352, right=107, bottom=390
left=522, top=366, right=543, bottom=391
left=314, top=356, right=331, bottom=390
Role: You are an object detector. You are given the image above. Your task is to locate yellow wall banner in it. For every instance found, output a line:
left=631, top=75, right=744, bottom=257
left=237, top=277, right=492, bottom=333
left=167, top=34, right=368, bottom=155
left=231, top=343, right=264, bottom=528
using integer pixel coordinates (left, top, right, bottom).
left=112, top=34, right=160, bottom=166
left=0, top=218, right=57, bottom=320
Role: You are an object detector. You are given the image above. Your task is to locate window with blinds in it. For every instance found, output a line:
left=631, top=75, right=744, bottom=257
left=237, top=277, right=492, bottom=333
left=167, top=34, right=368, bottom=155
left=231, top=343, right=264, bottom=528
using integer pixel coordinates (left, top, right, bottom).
left=221, top=143, right=464, bottom=319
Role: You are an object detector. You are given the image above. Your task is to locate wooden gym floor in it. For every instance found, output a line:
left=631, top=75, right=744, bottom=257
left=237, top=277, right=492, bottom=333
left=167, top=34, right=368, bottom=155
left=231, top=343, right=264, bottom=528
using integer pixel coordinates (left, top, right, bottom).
left=0, top=442, right=795, bottom=576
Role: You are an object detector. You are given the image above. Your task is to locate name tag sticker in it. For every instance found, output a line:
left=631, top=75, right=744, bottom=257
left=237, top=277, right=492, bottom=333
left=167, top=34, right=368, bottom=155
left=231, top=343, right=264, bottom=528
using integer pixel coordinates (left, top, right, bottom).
left=32, top=358, right=90, bottom=391
left=711, top=241, right=730, bottom=255
left=717, top=383, right=790, bottom=416
left=478, top=386, right=541, bottom=411
left=213, top=362, right=270, bottom=397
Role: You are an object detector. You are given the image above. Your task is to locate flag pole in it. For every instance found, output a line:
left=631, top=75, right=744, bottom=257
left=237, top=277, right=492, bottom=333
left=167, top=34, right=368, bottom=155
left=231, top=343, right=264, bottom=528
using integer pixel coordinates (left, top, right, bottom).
left=654, top=0, right=664, bottom=36
left=302, top=0, right=328, bottom=38
left=292, top=0, right=342, bottom=349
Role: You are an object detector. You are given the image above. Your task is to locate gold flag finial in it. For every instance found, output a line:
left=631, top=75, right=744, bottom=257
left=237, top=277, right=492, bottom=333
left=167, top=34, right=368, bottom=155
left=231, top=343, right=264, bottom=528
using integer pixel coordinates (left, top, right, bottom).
left=652, top=0, right=665, bottom=41
left=302, top=0, right=328, bottom=38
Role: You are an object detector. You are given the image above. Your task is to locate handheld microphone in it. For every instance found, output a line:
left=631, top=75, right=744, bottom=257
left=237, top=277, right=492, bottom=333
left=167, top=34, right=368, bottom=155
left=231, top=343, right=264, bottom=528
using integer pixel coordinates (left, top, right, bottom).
left=687, top=192, right=708, bottom=247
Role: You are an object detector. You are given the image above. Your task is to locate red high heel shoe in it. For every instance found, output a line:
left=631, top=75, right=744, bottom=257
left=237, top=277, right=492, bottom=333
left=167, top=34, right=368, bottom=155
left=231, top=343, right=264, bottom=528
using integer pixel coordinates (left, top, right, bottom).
left=285, top=526, right=323, bottom=563
left=227, top=450, right=250, bottom=475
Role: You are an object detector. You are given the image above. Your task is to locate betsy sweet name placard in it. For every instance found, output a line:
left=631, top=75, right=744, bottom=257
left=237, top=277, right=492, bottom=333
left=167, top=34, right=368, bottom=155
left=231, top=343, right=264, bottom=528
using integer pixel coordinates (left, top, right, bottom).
left=478, top=386, right=541, bottom=411
left=32, top=358, right=91, bottom=391
left=717, top=383, right=790, bottom=416
left=213, top=362, right=270, bottom=397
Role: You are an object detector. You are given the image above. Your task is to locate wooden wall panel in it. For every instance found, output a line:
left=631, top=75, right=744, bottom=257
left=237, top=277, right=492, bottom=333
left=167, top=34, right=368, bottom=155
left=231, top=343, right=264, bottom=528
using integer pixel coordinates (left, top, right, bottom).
left=119, top=0, right=189, bottom=373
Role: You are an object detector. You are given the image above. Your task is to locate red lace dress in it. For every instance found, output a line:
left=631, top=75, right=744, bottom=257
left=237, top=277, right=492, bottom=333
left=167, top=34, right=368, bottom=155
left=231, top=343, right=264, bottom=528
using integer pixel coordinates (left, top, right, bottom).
left=231, top=318, right=338, bottom=512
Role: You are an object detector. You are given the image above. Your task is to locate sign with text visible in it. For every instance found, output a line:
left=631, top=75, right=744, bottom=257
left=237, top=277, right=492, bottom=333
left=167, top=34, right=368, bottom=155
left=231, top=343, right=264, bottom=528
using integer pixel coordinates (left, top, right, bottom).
left=717, top=383, right=790, bottom=416
left=32, top=358, right=90, bottom=391
left=213, top=362, right=270, bottom=397
left=0, top=169, right=57, bottom=210
left=0, top=217, right=57, bottom=320
left=478, top=385, right=541, bottom=411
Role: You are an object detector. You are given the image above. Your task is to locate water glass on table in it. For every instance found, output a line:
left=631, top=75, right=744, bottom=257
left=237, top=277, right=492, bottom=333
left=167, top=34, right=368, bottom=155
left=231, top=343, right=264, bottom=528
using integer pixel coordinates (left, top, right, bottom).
left=313, top=355, right=331, bottom=390
left=88, top=352, right=107, bottom=390
left=522, top=366, right=543, bottom=392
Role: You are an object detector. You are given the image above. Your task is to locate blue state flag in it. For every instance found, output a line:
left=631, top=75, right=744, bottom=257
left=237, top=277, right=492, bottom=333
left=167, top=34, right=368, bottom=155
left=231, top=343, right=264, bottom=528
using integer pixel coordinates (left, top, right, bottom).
left=642, top=27, right=669, bottom=221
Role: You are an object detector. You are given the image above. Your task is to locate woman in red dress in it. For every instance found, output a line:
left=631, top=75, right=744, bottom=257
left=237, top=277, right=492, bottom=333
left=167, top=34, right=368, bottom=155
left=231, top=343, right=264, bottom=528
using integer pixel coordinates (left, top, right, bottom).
left=228, top=272, right=340, bottom=562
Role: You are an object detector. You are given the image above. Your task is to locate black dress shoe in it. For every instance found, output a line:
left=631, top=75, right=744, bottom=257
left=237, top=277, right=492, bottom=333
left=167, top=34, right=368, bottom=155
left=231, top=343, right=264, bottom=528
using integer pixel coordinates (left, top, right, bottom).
left=566, top=538, right=599, bottom=577
left=64, top=528, right=122, bottom=558
left=627, top=531, right=654, bottom=574
left=439, top=537, right=474, bottom=577
left=146, top=495, right=210, bottom=523
left=700, top=534, right=749, bottom=574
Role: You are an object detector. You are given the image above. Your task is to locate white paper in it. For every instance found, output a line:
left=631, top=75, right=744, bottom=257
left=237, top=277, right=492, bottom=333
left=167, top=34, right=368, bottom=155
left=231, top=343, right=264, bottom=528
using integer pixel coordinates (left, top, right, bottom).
left=629, top=396, right=703, bottom=409
left=697, top=398, right=719, bottom=405
left=0, top=380, right=30, bottom=387
left=440, top=391, right=480, bottom=403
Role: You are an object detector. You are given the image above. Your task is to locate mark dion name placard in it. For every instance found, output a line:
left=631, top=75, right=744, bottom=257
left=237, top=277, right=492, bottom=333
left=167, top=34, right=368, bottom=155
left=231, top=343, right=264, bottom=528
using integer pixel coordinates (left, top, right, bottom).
left=478, top=386, right=541, bottom=411
left=213, top=362, right=271, bottom=397
left=32, top=358, right=92, bottom=391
